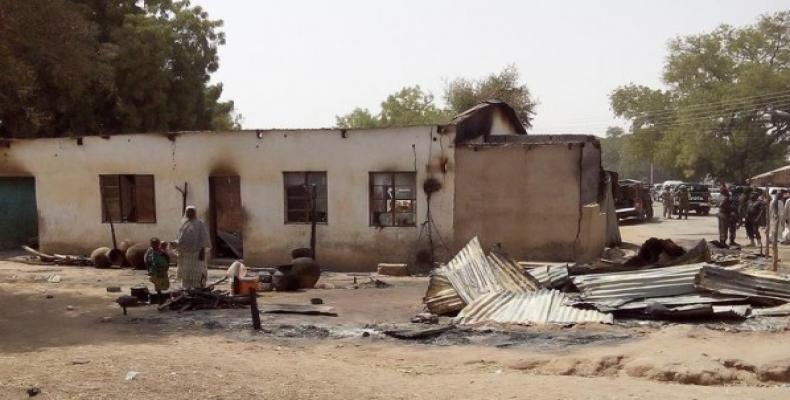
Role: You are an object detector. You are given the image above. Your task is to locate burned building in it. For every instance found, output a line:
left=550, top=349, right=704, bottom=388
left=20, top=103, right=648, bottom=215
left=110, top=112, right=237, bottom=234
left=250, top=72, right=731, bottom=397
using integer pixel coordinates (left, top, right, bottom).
left=0, top=101, right=614, bottom=271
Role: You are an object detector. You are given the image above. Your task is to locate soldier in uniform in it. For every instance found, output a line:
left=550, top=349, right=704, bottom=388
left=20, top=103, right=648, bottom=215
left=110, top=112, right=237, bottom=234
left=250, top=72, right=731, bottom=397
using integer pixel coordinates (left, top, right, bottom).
left=745, top=189, right=765, bottom=248
left=717, top=189, right=737, bottom=246
left=728, top=187, right=742, bottom=247
left=738, top=186, right=752, bottom=225
left=676, top=185, right=690, bottom=220
left=661, top=187, right=673, bottom=219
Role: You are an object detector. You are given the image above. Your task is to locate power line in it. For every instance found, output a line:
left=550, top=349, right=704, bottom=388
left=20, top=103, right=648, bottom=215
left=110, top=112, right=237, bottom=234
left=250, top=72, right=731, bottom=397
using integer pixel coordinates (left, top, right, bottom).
left=624, top=93, right=790, bottom=121
left=621, top=89, right=790, bottom=118
left=536, top=103, right=790, bottom=133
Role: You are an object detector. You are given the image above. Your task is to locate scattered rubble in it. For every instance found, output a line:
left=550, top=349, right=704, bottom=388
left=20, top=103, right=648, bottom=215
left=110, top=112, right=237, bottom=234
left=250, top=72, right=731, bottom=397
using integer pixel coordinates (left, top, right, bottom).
left=157, top=289, right=251, bottom=313
left=258, top=304, right=338, bottom=316
left=22, top=246, right=93, bottom=266
left=377, top=263, right=410, bottom=276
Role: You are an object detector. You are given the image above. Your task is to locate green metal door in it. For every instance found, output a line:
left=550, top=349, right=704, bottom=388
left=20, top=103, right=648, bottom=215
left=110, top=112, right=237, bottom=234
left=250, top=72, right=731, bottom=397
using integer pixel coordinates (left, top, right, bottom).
left=0, top=177, right=38, bottom=249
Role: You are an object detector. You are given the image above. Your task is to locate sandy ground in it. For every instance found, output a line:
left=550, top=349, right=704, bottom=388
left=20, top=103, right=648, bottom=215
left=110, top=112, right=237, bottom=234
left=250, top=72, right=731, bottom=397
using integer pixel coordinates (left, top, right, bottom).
left=1, top=206, right=790, bottom=399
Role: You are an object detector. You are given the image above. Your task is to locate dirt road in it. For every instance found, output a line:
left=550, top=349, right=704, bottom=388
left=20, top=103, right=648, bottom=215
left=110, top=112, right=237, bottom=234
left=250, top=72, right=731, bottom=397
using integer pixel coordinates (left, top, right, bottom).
left=1, top=213, right=789, bottom=399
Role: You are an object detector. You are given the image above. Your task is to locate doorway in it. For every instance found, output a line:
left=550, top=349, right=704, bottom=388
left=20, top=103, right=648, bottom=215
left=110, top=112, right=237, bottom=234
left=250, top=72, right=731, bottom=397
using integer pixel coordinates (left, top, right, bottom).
left=0, top=177, right=38, bottom=249
left=208, top=176, right=243, bottom=259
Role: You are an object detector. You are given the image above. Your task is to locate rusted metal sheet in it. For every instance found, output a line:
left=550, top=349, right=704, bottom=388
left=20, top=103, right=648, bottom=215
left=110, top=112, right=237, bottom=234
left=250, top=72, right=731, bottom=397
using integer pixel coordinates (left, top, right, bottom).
left=571, top=263, right=709, bottom=311
left=436, top=237, right=539, bottom=304
left=454, top=289, right=613, bottom=326
left=423, top=274, right=465, bottom=316
left=695, top=266, right=790, bottom=303
left=519, top=262, right=571, bottom=288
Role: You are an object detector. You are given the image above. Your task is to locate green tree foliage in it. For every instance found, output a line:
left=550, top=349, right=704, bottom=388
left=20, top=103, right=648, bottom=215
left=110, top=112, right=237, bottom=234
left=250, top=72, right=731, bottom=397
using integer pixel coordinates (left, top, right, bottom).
left=0, top=0, right=239, bottom=138
left=444, top=65, right=537, bottom=128
left=610, top=12, right=790, bottom=182
left=336, top=86, right=447, bottom=129
left=336, top=65, right=536, bottom=129
left=601, top=133, right=672, bottom=183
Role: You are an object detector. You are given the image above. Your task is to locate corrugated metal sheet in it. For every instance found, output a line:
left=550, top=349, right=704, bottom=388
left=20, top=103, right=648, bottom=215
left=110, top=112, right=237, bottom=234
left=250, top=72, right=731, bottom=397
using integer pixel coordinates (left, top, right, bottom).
left=695, top=266, right=790, bottom=302
left=751, top=303, right=790, bottom=317
left=436, top=237, right=540, bottom=304
left=454, top=290, right=613, bottom=325
left=519, top=262, right=571, bottom=288
left=423, top=274, right=465, bottom=316
left=571, top=263, right=708, bottom=310
left=637, top=303, right=750, bottom=319
left=611, top=293, right=748, bottom=311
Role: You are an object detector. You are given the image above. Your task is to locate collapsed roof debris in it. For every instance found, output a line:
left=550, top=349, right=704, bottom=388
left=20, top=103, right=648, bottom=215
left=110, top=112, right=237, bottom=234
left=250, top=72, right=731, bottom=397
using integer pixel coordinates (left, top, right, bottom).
left=424, top=236, right=790, bottom=327
left=571, top=263, right=713, bottom=311
left=454, top=289, right=613, bottom=326
left=433, top=237, right=540, bottom=304
left=695, top=266, right=790, bottom=303
left=519, top=262, right=571, bottom=289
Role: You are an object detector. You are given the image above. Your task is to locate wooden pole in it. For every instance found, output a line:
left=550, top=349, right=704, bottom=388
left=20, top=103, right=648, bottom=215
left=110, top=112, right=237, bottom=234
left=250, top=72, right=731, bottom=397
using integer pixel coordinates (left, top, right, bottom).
left=763, top=185, right=770, bottom=259
left=175, top=182, right=188, bottom=214
left=773, top=200, right=780, bottom=271
left=100, top=187, right=118, bottom=250
left=249, top=289, right=261, bottom=331
left=309, top=184, right=317, bottom=262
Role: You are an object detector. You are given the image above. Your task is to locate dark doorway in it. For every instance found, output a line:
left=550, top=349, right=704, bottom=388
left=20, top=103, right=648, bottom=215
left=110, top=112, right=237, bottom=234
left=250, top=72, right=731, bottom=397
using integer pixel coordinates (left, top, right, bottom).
left=0, top=177, right=38, bottom=249
left=209, top=176, right=243, bottom=259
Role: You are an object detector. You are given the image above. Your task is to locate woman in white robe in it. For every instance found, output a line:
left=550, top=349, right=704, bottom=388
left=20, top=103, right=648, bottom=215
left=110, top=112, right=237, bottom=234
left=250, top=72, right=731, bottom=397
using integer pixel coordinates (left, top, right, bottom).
left=175, top=206, right=211, bottom=289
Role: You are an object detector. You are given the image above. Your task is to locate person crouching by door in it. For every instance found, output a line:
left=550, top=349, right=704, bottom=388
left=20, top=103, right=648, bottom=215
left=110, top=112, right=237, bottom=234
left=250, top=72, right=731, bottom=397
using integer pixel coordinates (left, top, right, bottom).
left=174, top=205, right=211, bottom=289
left=145, top=237, right=170, bottom=302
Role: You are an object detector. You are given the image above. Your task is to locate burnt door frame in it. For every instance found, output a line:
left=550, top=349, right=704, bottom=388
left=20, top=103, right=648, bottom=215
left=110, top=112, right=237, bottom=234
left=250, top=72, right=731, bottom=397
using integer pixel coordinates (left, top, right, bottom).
left=208, top=175, right=243, bottom=259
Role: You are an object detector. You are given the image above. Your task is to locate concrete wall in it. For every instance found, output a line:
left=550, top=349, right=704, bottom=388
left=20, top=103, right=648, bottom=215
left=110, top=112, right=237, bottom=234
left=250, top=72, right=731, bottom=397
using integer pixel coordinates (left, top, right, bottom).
left=453, top=142, right=605, bottom=262
left=0, top=127, right=455, bottom=271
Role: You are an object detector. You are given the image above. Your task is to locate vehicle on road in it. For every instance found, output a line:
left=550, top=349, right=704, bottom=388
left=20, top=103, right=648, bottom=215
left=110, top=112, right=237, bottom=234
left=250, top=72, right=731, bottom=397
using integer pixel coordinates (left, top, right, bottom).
left=661, top=180, right=684, bottom=193
left=708, top=185, right=721, bottom=206
left=615, top=179, right=654, bottom=222
left=674, top=182, right=711, bottom=215
left=651, top=183, right=662, bottom=201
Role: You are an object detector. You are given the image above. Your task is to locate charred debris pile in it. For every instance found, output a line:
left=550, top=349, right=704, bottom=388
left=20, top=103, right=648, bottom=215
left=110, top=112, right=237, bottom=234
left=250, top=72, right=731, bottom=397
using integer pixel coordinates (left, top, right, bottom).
left=423, top=237, right=790, bottom=326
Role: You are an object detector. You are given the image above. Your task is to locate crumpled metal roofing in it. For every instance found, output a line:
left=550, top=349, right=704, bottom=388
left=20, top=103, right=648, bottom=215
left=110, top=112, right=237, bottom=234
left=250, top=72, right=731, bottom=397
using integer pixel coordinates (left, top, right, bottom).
left=435, top=237, right=540, bottom=304
left=423, top=274, right=465, bottom=316
left=454, top=290, right=613, bottom=326
left=611, top=293, right=748, bottom=311
left=637, top=303, right=751, bottom=319
left=695, top=266, right=790, bottom=303
left=571, top=263, right=709, bottom=310
left=519, top=262, right=571, bottom=289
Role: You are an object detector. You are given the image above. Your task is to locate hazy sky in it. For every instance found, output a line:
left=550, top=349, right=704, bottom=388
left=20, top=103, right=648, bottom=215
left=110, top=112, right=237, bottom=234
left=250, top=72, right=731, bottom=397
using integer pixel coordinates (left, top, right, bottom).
left=193, top=0, right=790, bottom=135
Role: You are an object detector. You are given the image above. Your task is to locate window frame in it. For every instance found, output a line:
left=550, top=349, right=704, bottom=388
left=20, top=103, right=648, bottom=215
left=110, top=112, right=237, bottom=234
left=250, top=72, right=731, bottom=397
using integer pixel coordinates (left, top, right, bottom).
left=369, top=171, right=417, bottom=227
left=283, top=171, right=329, bottom=224
left=99, top=174, right=157, bottom=224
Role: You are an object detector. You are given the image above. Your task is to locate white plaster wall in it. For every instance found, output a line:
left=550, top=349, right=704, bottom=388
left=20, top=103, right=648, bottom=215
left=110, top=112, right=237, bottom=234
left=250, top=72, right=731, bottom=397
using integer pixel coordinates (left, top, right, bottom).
left=0, top=127, right=455, bottom=271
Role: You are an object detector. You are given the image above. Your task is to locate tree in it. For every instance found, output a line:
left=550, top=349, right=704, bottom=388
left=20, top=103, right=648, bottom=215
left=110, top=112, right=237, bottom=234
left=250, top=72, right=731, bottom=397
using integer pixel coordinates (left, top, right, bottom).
left=610, top=12, right=790, bottom=182
left=605, top=126, right=624, bottom=138
left=336, top=65, right=537, bottom=129
left=0, top=0, right=239, bottom=137
left=0, top=0, right=109, bottom=137
left=335, top=108, right=380, bottom=129
left=444, top=65, right=537, bottom=128
left=336, top=86, right=447, bottom=129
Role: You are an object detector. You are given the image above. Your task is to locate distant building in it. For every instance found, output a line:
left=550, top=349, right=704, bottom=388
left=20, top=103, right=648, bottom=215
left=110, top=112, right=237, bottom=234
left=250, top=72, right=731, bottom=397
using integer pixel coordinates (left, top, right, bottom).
left=0, top=100, right=612, bottom=271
